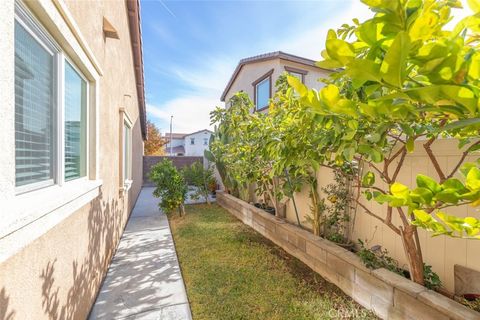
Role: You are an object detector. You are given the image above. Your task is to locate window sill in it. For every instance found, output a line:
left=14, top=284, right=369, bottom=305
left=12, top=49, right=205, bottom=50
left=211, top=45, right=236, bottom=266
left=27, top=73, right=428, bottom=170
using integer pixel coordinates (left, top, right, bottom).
left=0, top=179, right=103, bottom=263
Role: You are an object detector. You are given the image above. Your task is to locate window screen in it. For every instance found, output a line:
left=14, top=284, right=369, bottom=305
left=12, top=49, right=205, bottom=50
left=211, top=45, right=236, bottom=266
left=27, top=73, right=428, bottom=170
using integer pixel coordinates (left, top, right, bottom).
left=14, top=20, right=55, bottom=188
left=255, top=78, right=270, bottom=110
left=64, top=62, right=87, bottom=181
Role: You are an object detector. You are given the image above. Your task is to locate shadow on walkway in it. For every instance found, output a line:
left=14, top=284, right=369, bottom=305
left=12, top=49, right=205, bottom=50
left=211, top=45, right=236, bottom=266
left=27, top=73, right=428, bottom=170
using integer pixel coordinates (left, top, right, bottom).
left=89, top=188, right=191, bottom=320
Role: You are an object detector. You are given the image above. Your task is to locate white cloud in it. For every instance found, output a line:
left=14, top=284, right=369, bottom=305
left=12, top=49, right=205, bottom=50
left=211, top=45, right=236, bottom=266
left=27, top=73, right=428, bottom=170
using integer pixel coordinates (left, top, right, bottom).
left=147, top=95, right=221, bottom=133
left=147, top=56, right=236, bottom=133
left=147, top=0, right=474, bottom=134
left=277, top=1, right=372, bottom=60
left=170, top=55, right=237, bottom=94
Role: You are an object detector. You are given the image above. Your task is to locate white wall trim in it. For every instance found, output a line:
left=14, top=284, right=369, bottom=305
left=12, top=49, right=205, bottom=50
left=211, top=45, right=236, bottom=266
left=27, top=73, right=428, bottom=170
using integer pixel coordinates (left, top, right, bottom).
left=51, top=0, right=103, bottom=76
left=0, top=179, right=103, bottom=263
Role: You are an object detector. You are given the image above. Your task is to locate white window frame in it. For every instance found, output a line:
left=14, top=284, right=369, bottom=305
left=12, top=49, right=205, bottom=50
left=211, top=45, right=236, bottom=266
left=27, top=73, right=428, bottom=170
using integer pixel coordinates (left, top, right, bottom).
left=120, top=108, right=133, bottom=194
left=0, top=0, right=102, bottom=257
left=14, top=3, right=90, bottom=195
left=14, top=5, right=60, bottom=194
left=63, top=57, right=90, bottom=183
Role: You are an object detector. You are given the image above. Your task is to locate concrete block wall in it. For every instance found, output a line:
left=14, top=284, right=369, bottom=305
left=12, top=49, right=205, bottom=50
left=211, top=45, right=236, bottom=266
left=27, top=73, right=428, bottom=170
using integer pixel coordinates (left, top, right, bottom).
left=217, top=192, right=480, bottom=320
left=142, top=156, right=203, bottom=186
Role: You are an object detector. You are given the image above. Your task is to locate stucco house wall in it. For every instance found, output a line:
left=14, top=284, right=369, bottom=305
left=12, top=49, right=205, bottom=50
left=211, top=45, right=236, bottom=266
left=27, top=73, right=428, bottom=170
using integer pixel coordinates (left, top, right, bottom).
left=184, top=130, right=212, bottom=157
left=0, top=0, right=145, bottom=318
left=222, top=54, right=331, bottom=107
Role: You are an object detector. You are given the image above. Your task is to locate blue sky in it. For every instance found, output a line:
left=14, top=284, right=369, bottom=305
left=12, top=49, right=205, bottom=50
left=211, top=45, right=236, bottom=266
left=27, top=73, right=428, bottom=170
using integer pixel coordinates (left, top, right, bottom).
left=140, top=0, right=371, bottom=133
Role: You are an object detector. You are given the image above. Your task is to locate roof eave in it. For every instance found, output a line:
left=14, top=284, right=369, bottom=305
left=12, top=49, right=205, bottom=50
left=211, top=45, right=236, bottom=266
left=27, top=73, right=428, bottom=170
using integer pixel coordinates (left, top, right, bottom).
left=126, top=0, right=147, bottom=140
left=220, top=51, right=333, bottom=102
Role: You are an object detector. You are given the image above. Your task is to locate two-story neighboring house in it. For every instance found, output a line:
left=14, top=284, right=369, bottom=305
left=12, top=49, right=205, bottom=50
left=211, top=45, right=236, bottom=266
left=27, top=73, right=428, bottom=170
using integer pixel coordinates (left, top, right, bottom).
left=221, top=51, right=331, bottom=111
left=0, top=0, right=146, bottom=318
left=164, top=129, right=212, bottom=156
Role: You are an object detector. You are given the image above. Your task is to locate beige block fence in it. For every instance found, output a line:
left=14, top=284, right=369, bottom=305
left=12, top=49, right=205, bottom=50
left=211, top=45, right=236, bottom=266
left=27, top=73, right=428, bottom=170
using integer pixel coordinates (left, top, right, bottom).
left=246, top=138, right=479, bottom=294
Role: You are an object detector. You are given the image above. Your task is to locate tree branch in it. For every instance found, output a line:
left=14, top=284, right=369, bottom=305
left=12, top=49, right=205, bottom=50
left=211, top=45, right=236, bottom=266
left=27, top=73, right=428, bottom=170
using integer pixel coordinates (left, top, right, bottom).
left=397, top=207, right=410, bottom=226
left=423, top=137, right=446, bottom=182
left=352, top=197, right=401, bottom=235
left=392, top=148, right=407, bottom=182
left=446, top=140, right=480, bottom=179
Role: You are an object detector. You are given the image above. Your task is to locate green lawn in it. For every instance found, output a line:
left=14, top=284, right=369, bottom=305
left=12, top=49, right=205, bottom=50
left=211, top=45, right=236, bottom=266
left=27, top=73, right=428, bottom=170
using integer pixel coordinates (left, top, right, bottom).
left=168, top=204, right=377, bottom=320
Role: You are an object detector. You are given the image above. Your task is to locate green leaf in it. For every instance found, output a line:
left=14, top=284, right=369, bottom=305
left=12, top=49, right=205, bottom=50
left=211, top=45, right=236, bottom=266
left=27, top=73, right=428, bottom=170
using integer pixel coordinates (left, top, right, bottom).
left=442, top=178, right=466, bottom=192
left=346, top=59, right=382, bottom=83
left=413, top=209, right=434, bottom=223
left=405, top=86, right=477, bottom=114
left=343, top=147, right=356, bottom=161
left=316, top=59, right=343, bottom=69
left=439, top=118, right=480, bottom=132
left=406, top=136, right=415, bottom=152
left=390, top=182, right=410, bottom=198
left=466, top=167, right=480, bottom=191
left=362, top=171, right=376, bottom=187
left=358, top=145, right=383, bottom=162
left=440, top=85, right=477, bottom=114
left=435, top=189, right=460, bottom=204
left=325, top=39, right=355, bottom=66
left=365, top=190, right=373, bottom=200
left=320, top=84, right=340, bottom=107
left=380, top=31, right=410, bottom=87
left=374, top=193, right=394, bottom=204
left=410, top=187, right=433, bottom=204
left=417, top=174, right=442, bottom=193
left=468, top=0, right=480, bottom=13
left=287, top=75, right=308, bottom=97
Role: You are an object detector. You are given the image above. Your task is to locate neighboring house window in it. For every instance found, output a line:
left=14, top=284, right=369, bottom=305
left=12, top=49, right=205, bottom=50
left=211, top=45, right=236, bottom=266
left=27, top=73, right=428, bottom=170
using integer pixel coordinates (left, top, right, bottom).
left=204, top=138, right=208, bottom=145
left=284, top=66, right=308, bottom=84
left=14, top=4, right=89, bottom=193
left=252, top=69, right=273, bottom=111
left=190, top=138, right=195, bottom=145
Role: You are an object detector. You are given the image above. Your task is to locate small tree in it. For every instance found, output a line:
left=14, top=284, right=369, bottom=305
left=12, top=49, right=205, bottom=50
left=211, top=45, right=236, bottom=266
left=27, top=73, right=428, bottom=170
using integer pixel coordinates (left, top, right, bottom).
left=182, top=162, right=215, bottom=204
left=145, top=120, right=168, bottom=155
left=286, top=0, right=480, bottom=285
left=149, top=160, right=187, bottom=215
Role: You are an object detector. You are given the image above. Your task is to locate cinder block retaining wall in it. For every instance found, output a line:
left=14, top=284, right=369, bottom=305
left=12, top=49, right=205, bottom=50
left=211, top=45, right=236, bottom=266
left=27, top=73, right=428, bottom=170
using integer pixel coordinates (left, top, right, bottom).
left=217, top=192, right=480, bottom=320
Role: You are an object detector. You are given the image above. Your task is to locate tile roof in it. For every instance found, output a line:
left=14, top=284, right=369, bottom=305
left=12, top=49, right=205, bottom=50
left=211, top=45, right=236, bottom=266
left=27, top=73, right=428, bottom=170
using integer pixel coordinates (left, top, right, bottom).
left=220, top=51, right=331, bottom=101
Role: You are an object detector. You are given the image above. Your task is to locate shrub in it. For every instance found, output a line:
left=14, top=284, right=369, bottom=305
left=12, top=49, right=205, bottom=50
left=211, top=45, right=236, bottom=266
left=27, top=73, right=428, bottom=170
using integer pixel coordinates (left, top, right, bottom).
left=149, top=160, right=187, bottom=215
left=182, top=162, right=215, bottom=204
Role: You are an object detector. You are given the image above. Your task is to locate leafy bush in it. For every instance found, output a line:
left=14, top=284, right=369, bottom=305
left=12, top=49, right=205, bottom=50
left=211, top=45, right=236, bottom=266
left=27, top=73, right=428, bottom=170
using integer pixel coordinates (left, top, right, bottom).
left=322, top=169, right=355, bottom=244
left=182, top=162, right=216, bottom=204
left=149, top=160, right=187, bottom=215
left=358, top=240, right=404, bottom=276
left=358, top=240, right=442, bottom=290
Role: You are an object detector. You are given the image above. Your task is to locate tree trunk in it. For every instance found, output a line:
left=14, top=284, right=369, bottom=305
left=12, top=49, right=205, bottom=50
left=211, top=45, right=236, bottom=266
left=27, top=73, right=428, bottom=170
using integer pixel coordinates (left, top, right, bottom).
left=401, top=225, right=425, bottom=285
left=309, top=182, right=321, bottom=236
left=204, top=190, right=211, bottom=205
left=179, top=204, right=186, bottom=217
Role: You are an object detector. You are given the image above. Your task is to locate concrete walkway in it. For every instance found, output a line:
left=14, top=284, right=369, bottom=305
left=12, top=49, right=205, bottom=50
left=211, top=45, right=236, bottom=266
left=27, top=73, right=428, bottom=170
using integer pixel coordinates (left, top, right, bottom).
left=89, top=188, right=192, bottom=320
